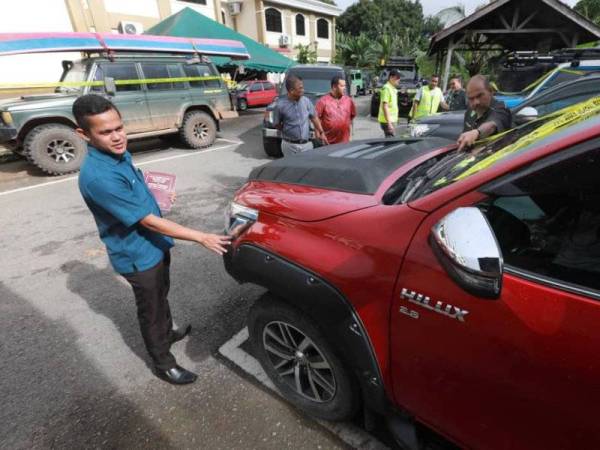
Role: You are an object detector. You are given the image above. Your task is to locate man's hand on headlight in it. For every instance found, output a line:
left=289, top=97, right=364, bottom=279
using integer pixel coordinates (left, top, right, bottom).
left=197, top=232, right=232, bottom=255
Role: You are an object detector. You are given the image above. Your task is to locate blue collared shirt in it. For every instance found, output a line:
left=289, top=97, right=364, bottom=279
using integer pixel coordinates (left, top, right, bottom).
left=273, top=95, right=315, bottom=141
left=78, top=146, right=174, bottom=274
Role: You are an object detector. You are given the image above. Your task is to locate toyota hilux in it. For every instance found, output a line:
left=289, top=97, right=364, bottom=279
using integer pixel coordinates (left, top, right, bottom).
left=224, top=96, right=600, bottom=449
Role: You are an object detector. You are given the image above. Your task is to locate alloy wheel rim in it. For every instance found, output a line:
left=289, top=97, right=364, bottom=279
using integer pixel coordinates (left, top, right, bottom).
left=193, top=122, right=209, bottom=140
left=263, top=321, right=336, bottom=402
left=47, top=139, right=76, bottom=163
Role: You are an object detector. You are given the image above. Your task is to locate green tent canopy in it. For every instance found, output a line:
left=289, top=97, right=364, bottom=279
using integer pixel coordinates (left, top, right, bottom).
left=146, top=7, right=295, bottom=73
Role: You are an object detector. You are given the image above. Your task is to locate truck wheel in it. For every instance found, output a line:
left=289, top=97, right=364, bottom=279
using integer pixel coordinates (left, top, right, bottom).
left=179, top=111, right=217, bottom=149
left=23, top=124, right=86, bottom=175
left=263, top=137, right=282, bottom=158
left=248, top=293, right=359, bottom=421
left=238, top=98, right=248, bottom=111
left=370, top=95, right=380, bottom=118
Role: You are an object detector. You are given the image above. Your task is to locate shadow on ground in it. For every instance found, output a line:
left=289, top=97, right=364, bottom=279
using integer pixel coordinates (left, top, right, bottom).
left=0, top=281, right=173, bottom=449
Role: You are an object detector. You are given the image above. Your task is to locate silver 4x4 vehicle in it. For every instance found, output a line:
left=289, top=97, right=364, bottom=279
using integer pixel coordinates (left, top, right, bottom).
left=0, top=53, right=237, bottom=175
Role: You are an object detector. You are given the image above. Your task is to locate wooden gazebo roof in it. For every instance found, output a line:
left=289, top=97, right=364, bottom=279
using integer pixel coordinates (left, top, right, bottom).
left=429, top=0, right=600, bottom=55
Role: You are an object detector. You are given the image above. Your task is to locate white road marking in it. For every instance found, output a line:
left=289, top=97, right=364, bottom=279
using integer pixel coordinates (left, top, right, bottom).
left=0, top=140, right=239, bottom=198
left=215, top=137, right=244, bottom=145
left=218, top=327, right=389, bottom=450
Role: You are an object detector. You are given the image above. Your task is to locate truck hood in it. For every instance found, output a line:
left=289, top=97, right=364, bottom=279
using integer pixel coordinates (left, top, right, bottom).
left=417, top=111, right=463, bottom=125
left=0, top=93, right=78, bottom=111
left=235, top=181, right=378, bottom=222
left=241, top=137, right=453, bottom=221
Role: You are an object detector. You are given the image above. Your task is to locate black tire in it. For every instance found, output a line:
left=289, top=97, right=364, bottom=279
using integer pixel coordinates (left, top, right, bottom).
left=23, top=124, right=87, bottom=175
left=370, top=94, right=380, bottom=118
left=263, top=137, right=282, bottom=158
left=179, top=110, right=217, bottom=149
left=238, top=98, right=248, bottom=111
left=248, top=293, right=359, bottom=421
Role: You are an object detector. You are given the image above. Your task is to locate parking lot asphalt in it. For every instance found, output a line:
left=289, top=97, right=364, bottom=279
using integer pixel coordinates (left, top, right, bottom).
left=0, top=96, right=401, bottom=449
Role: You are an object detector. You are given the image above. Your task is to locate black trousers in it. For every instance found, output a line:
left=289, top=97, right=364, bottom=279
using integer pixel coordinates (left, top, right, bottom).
left=122, top=252, right=176, bottom=371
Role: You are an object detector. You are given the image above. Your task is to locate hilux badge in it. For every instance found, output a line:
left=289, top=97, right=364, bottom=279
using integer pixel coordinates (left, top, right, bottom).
left=400, top=288, right=469, bottom=322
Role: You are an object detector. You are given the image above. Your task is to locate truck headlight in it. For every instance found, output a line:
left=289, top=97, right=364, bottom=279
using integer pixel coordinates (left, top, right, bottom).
left=225, top=202, right=259, bottom=238
left=1, top=112, right=13, bottom=125
left=409, top=123, right=438, bottom=138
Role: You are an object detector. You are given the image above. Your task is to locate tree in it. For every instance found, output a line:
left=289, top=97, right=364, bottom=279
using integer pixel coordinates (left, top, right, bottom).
left=574, top=0, right=600, bottom=25
left=335, top=33, right=376, bottom=67
left=295, top=43, right=318, bottom=64
left=338, top=0, right=425, bottom=40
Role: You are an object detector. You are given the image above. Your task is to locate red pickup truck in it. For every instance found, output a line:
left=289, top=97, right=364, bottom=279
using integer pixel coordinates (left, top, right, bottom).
left=224, top=97, right=600, bottom=449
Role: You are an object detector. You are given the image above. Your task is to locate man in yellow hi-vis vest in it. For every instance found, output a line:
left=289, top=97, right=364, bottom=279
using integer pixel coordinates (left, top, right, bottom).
left=410, top=75, right=443, bottom=120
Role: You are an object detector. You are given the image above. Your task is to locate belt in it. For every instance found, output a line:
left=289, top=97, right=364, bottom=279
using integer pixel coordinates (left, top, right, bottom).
left=283, top=138, right=309, bottom=144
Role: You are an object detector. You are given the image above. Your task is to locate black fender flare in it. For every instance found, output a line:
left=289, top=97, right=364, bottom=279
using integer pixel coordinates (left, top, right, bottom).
left=225, top=243, right=391, bottom=414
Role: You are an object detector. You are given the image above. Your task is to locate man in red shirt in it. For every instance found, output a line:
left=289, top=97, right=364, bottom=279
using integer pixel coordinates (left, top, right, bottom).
left=315, top=76, right=357, bottom=145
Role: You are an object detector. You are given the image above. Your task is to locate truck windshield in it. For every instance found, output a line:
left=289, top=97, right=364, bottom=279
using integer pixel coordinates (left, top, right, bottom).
left=281, top=70, right=344, bottom=95
left=57, top=62, right=88, bottom=94
left=387, top=97, right=600, bottom=204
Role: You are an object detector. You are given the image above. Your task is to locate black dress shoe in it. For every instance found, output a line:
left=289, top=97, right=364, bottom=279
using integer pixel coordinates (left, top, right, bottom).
left=154, top=365, right=198, bottom=385
left=168, top=324, right=192, bottom=345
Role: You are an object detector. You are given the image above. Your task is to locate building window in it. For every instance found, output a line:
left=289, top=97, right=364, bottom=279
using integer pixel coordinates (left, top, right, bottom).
left=317, top=18, right=329, bottom=39
left=182, top=0, right=207, bottom=4
left=265, top=8, right=282, bottom=33
left=295, top=14, right=306, bottom=36
left=221, top=9, right=227, bottom=25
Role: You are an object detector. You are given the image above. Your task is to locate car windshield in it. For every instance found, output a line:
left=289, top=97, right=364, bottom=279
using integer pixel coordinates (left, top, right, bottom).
left=57, top=62, right=88, bottom=94
left=281, top=70, right=343, bottom=95
left=387, top=96, right=600, bottom=204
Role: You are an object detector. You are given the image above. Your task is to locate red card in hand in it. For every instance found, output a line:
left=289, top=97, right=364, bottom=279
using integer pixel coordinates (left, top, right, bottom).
left=144, top=171, right=176, bottom=213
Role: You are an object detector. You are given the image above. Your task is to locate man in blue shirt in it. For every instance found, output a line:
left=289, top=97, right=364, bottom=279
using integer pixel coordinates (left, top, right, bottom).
left=75, top=95, right=231, bottom=385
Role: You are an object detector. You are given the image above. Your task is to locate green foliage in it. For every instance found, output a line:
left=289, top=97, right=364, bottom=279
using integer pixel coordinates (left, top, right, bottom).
left=338, top=0, right=431, bottom=46
left=335, top=33, right=375, bottom=67
left=295, top=43, right=317, bottom=64
left=336, top=0, right=443, bottom=69
left=574, top=0, right=600, bottom=24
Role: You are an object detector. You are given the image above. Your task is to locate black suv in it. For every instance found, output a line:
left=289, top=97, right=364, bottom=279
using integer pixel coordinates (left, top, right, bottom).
left=262, top=65, right=346, bottom=158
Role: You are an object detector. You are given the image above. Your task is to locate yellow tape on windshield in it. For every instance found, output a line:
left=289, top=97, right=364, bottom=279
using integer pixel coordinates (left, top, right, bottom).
left=0, top=76, right=223, bottom=90
left=497, top=68, right=587, bottom=96
left=453, top=96, right=600, bottom=181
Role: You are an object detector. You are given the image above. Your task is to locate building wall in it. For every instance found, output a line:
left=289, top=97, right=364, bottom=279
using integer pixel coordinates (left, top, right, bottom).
left=259, top=1, right=339, bottom=62
left=171, top=0, right=217, bottom=21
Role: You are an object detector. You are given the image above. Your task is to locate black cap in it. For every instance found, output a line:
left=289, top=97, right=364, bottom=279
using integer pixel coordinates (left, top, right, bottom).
left=389, top=69, right=401, bottom=79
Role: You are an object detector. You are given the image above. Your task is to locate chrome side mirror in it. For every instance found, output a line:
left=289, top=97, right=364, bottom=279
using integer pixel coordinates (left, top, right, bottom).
left=515, top=106, right=539, bottom=124
left=430, top=207, right=503, bottom=299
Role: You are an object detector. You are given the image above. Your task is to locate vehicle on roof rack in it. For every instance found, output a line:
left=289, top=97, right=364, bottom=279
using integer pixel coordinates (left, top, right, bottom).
left=0, top=32, right=248, bottom=175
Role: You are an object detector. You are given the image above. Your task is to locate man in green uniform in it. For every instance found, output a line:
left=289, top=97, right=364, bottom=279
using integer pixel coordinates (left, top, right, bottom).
left=378, top=69, right=401, bottom=137
left=411, top=74, right=444, bottom=120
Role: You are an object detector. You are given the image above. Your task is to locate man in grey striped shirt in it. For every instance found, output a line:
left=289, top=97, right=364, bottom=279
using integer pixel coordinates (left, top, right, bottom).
left=273, top=75, right=327, bottom=156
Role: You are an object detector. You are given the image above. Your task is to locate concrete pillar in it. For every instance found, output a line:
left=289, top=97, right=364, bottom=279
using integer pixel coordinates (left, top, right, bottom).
left=332, top=16, right=336, bottom=62
left=442, top=38, right=455, bottom=91
left=157, top=0, right=171, bottom=19
left=87, top=0, right=111, bottom=32
left=255, top=0, right=265, bottom=44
